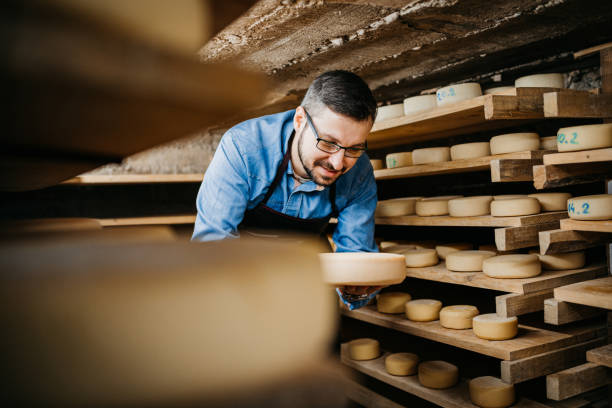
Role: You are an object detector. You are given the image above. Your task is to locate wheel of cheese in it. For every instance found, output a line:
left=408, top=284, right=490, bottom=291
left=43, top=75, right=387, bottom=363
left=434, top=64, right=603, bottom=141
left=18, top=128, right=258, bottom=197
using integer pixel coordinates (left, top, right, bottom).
left=450, top=142, right=491, bottom=161
left=370, top=159, right=384, bottom=170
left=527, top=192, right=571, bottom=212
left=376, top=197, right=420, bottom=217
left=405, top=299, right=442, bottom=322
left=348, top=338, right=380, bottom=360
left=472, top=314, right=518, bottom=340
left=412, top=147, right=451, bottom=164
left=448, top=196, right=493, bottom=217
left=319, top=253, right=406, bottom=286
left=403, top=248, right=439, bottom=267
left=490, top=197, right=540, bottom=217
left=567, top=194, right=612, bottom=220
left=418, top=361, right=459, bottom=389
left=439, top=305, right=479, bottom=329
left=386, top=152, right=413, bottom=169
left=484, top=86, right=515, bottom=95
left=493, top=195, right=526, bottom=201
left=469, top=376, right=515, bottom=408
left=529, top=250, right=585, bottom=270
left=377, top=292, right=412, bottom=314
left=490, top=132, right=540, bottom=155
left=482, top=254, right=541, bottom=278
left=540, top=136, right=558, bottom=151
left=556, top=123, right=612, bottom=152
left=436, top=83, right=482, bottom=107
left=445, top=250, right=496, bottom=272
left=385, top=353, right=419, bottom=376
left=376, top=103, right=404, bottom=122
left=515, top=73, right=564, bottom=88
left=416, top=196, right=463, bottom=216
left=435, top=243, right=473, bottom=260
left=403, top=94, right=437, bottom=115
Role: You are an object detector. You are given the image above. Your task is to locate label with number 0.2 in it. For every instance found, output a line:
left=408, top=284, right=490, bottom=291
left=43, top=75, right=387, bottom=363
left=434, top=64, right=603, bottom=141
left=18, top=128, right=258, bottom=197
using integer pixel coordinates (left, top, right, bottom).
left=557, top=132, right=579, bottom=145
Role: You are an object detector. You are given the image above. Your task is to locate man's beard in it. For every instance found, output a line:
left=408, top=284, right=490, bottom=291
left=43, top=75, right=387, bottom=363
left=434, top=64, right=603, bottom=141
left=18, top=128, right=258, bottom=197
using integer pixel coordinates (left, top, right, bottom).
left=297, top=128, right=343, bottom=186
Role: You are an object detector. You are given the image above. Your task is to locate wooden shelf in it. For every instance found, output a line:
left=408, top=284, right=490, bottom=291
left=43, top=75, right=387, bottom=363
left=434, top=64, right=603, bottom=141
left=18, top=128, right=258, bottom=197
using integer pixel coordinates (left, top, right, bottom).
left=63, top=174, right=204, bottom=185
left=543, top=91, right=612, bottom=118
left=544, top=299, right=606, bottom=326
left=538, top=229, right=609, bottom=255
left=586, top=344, right=612, bottom=368
left=404, top=263, right=606, bottom=294
left=533, top=149, right=612, bottom=190
left=343, top=378, right=407, bottom=408
left=554, top=277, right=612, bottom=310
left=375, top=212, right=567, bottom=228
left=559, top=219, right=612, bottom=233
left=97, top=215, right=196, bottom=227
left=542, top=148, right=612, bottom=166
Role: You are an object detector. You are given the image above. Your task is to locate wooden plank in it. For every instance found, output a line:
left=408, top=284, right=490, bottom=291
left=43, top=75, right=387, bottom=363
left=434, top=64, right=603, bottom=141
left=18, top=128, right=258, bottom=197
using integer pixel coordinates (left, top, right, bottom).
left=555, top=277, right=612, bottom=310
left=405, top=263, right=606, bottom=294
left=546, top=362, right=610, bottom=400
left=496, top=290, right=553, bottom=318
left=543, top=149, right=612, bottom=166
left=547, top=388, right=610, bottom=408
left=501, top=337, right=607, bottom=384
left=539, top=229, right=609, bottom=255
left=495, top=222, right=560, bottom=251
left=490, top=159, right=536, bottom=182
left=0, top=218, right=102, bottom=234
left=544, top=299, right=605, bottom=325
left=574, top=42, right=612, bottom=59
left=97, top=215, right=196, bottom=227
left=543, top=92, right=612, bottom=118
left=587, top=344, right=612, bottom=368
left=533, top=162, right=612, bottom=189
left=343, top=379, right=407, bottom=408
left=376, top=212, right=567, bottom=228
left=560, top=219, right=612, bottom=233
left=63, top=174, right=204, bottom=184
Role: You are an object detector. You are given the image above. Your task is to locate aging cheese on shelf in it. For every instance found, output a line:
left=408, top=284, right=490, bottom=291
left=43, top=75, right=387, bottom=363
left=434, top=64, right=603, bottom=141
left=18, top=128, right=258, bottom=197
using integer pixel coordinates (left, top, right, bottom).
left=436, top=83, right=482, bottom=107
left=567, top=194, right=612, bottom=220
left=376, top=103, right=404, bottom=122
left=405, top=299, right=443, bottom=322
left=529, top=250, right=585, bottom=270
left=348, top=338, right=380, bottom=360
left=370, top=159, right=384, bottom=170
left=527, top=192, right=571, bottom=212
left=482, top=254, right=541, bottom=278
left=556, top=123, right=612, bottom=152
left=319, top=253, right=407, bottom=286
left=377, top=292, right=412, bottom=314
left=439, top=305, right=479, bottom=329
left=404, top=94, right=437, bottom=115
left=469, top=376, right=515, bottom=408
left=412, top=147, right=451, bottom=164
left=484, top=86, right=515, bottom=95
left=376, top=197, right=421, bottom=217
left=386, top=152, right=413, bottom=169
left=403, top=248, right=439, bottom=267
left=385, top=352, right=419, bottom=376
left=445, top=250, right=496, bottom=272
left=418, top=361, right=459, bottom=389
left=416, top=196, right=463, bottom=216
left=540, top=136, right=558, bottom=151
left=472, top=314, right=518, bottom=340
left=490, top=197, right=540, bottom=217
left=515, top=73, right=564, bottom=88
left=435, top=243, right=473, bottom=260
left=450, top=142, right=491, bottom=161
left=489, top=132, right=540, bottom=155
left=448, top=196, right=493, bottom=217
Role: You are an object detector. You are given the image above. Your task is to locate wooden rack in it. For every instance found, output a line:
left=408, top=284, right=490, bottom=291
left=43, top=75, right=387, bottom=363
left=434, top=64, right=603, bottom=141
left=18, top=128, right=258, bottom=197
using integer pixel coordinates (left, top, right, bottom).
left=553, top=277, right=612, bottom=310
left=533, top=148, right=612, bottom=190
left=538, top=229, right=609, bottom=255
left=63, top=174, right=204, bottom=185
left=559, top=219, right=612, bottom=233
left=97, top=215, right=196, bottom=227
left=375, top=212, right=566, bottom=228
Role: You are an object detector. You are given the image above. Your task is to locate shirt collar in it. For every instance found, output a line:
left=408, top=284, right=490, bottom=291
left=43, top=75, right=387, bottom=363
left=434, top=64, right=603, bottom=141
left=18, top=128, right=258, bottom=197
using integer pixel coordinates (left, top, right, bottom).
left=287, top=158, right=325, bottom=192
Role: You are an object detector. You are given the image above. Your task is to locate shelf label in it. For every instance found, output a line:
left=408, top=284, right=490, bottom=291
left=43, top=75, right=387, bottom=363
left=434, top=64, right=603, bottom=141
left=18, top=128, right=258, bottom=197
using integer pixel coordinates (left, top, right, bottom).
left=557, top=132, right=579, bottom=145
left=567, top=201, right=590, bottom=215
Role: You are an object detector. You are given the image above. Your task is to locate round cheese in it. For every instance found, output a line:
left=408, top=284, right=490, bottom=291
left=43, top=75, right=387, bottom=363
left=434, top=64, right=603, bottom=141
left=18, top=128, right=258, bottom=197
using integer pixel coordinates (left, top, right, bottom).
left=418, top=361, right=459, bottom=389
left=540, top=136, right=558, bottom=151
left=385, top=352, right=419, bottom=376
left=439, top=305, right=479, bottom=329
left=377, top=292, right=412, bottom=314
left=405, top=299, right=443, bottom=322
left=370, top=159, right=384, bottom=170
left=529, top=250, right=585, bottom=270
left=376, top=197, right=420, bottom=217
left=416, top=196, right=463, bottom=216
left=404, top=94, right=437, bottom=115
left=567, top=194, right=612, bottom=220
left=493, top=195, right=526, bottom=201
left=348, top=338, right=380, bottom=360
left=515, top=73, right=564, bottom=88
left=556, top=123, right=612, bottom=152
left=469, top=376, right=515, bottom=408
left=490, top=197, right=540, bottom=217
left=403, top=248, right=439, bottom=267
left=376, top=103, right=404, bottom=122
left=386, top=152, right=413, bottom=169
left=490, top=132, right=540, bottom=155
left=527, top=192, right=571, bottom=212
left=435, top=243, right=473, bottom=260
left=472, top=314, right=518, bottom=340
left=412, top=147, right=451, bottom=165
left=482, top=254, right=541, bottom=279
left=319, top=253, right=406, bottom=286
left=436, top=83, right=482, bottom=107
left=446, top=250, right=496, bottom=272
left=448, top=196, right=493, bottom=217
left=484, top=86, right=515, bottom=95
left=450, top=142, right=491, bottom=161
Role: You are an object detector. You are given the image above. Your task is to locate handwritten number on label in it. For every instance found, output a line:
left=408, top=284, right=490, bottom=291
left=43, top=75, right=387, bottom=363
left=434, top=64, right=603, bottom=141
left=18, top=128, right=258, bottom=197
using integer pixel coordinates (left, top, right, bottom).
left=558, top=133, right=566, bottom=144
left=582, top=202, right=589, bottom=214
left=570, top=132, right=578, bottom=144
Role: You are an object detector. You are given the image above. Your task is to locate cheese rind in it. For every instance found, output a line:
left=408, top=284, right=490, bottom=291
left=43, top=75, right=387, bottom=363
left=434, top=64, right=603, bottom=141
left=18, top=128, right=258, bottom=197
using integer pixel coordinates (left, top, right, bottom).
left=490, top=197, right=540, bottom=217
left=435, top=243, right=473, bottom=260
left=484, top=86, right=514, bottom=95
left=529, top=250, right=585, bottom=270
left=377, top=292, right=412, bottom=314
left=402, top=248, right=439, bottom=267
left=472, top=314, right=518, bottom=340
left=493, top=195, right=526, bottom=201
left=567, top=194, right=612, bottom=220
left=439, top=305, right=479, bottom=329
left=403, top=94, right=437, bottom=115
left=482, top=254, right=541, bottom=278
left=376, top=103, right=404, bottom=122
left=469, top=376, right=515, bottom=408
left=490, top=132, right=540, bottom=155
left=386, top=152, right=413, bottom=169
left=319, top=253, right=407, bottom=286
left=527, top=192, right=571, bottom=212
left=416, top=196, right=463, bottom=216
left=450, top=142, right=491, bottom=160
left=446, top=250, right=496, bottom=272
left=540, top=136, right=558, bottom=151
left=348, top=338, right=380, bottom=360
left=385, top=352, right=419, bottom=376
left=436, top=83, right=482, bottom=106
left=515, top=73, right=564, bottom=88
left=370, top=159, right=384, bottom=170
left=412, top=147, right=451, bottom=164
left=556, top=124, right=612, bottom=152
left=448, top=196, right=493, bottom=217
left=376, top=197, right=420, bottom=217
left=418, top=361, right=459, bottom=389
left=405, top=299, right=443, bottom=322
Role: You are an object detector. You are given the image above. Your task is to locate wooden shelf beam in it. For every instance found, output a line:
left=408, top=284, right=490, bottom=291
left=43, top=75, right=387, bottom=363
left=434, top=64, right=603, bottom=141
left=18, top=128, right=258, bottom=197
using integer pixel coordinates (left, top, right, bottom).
left=586, top=344, right=612, bottom=368
left=97, top=215, right=196, bottom=227
left=495, top=222, right=560, bottom=251
left=554, top=277, right=612, bottom=310
left=546, top=362, right=610, bottom=400
left=560, top=219, right=612, bottom=233
left=376, top=212, right=567, bottom=228
left=543, top=92, right=612, bottom=118
left=496, top=290, right=553, bottom=318
left=544, top=299, right=606, bottom=326
left=543, top=148, right=612, bottom=166
left=533, top=162, right=612, bottom=189
left=63, top=174, right=204, bottom=185
left=539, top=229, right=609, bottom=255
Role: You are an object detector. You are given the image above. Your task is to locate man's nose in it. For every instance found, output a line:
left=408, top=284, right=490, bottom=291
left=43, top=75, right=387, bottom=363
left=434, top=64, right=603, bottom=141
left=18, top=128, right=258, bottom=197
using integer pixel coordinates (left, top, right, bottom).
left=328, top=149, right=345, bottom=169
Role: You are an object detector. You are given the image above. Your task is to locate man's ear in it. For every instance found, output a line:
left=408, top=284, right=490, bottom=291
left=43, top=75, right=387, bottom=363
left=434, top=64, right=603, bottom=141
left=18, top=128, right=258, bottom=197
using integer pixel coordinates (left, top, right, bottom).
left=294, top=106, right=306, bottom=133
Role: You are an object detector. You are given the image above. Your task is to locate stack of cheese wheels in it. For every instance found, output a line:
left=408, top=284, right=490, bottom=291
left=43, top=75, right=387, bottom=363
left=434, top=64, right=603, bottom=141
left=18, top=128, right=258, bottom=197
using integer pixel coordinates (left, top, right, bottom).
left=540, top=135, right=558, bottom=151
left=448, top=196, right=493, bottom=217
left=446, top=250, right=496, bottom=272
left=436, top=83, right=482, bottom=107
left=490, top=132, right=540, bottom=154
left=385, top=352, right=419, bottom=376
left=527, top=192, right=571, bottom=212
left=386, top=152, right=412, bottom=169
left=469, top=376, right=515, bottom=408
left=402, top=248, right=439, bottom=267
left=376, top=103, right=404, bottom=122
left=418, top=361, right=459, bottom=389
left=439, top=305, right=479, bottom=329
left=484, top=86, right=514, bottom=95
left=567, top=194, right=612, bottom=220
left=412, top=147, right=451, bottom=164
left=376, top=197, right=421, bottom=217
left=556, top=123, right=612, bottom=152
left=405, top=299, right=442, bottom=322
left=529, top=250, right=585, bottom=270
left=319, top=253, right=406, bottom=286
left=491, top=197, right=540, bottom=217
left=370, top=159, right=384, bottom=170
left=482, top=254, right=541, bottom=278
left=472, top=314, right=518, bottom=340
left=450, top=142, right=491, bottom=160
left=435, top=243, right=473, bottom=260
left=348, top=338, right=380, bottom=360
left=377, top=292, right=412, bottom=314
left=493, top=194, right=526, bottom=201
left=416, top=196, right=463, bottom=216
left=515, top=73, right=564, bottom=88
left=404, top=94, right=437, bottom=115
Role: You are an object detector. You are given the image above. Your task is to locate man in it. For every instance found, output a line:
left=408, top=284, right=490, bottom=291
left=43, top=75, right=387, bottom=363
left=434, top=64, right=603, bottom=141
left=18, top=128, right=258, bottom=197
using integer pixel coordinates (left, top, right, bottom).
left=192, top=70, right=381, bottom=309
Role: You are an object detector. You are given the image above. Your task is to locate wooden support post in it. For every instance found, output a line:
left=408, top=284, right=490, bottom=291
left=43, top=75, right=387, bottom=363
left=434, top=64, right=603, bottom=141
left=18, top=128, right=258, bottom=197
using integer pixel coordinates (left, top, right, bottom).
left=543, top=92, right=612, bottom=118
left=491, top=159, right=538, bottom=182
left=533, top=162, right=612, bottom=189
left=544, top=299, right=605, bottom=325
left=539, top=229, right=608, bottom=255
left=495, top=222, right=560, bottom=251
left=546, top=362, right=610, bottom=401
left=496, top=290, right=552, bottom=318
left=587, top=344, right=612, bottom=368
left=602, top=47, right=612, bottom=123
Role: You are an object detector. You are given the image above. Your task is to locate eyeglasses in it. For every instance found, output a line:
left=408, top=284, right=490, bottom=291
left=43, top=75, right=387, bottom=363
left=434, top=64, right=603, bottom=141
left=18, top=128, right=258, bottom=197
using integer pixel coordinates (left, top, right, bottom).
left=303, top=108, right=367, bottom=158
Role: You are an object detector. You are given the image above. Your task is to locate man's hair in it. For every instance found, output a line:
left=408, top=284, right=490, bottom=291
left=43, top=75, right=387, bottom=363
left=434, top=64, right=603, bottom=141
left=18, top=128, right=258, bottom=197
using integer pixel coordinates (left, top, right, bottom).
left=301, top=70, right=377, bottom=122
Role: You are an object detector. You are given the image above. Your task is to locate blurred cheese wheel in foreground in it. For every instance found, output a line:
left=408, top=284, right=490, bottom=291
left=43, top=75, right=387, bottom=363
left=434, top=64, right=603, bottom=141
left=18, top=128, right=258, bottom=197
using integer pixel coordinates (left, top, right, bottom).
left=377, top=292, right=412, bottom=314
left=348, top=338, right=380, bottom=360
left=376, top=104, right=404, bottom=122
left=418, top=361, right=459, bottom=389
left=376, top=197, right=420, bottom=217
left=567, top=194, right=612, bottom=220
left=386, top=152, right=413, bottom=169
left=490, top=132, right=539, bottom=155
left=529, top=250, right=585, bottom=270
left=515, top=73, right=564, bottom=88
left=412, top=147, right=451, bottom=164
left=469, top=376, right=515, bottom=408
left=386, top=352, right=419, bottom=376
left=556, top=124, right=612, bottom=152
left=405, top=299, right=442, bottom=322
left=319, top=253, right=406, bottom=286
left=370, top=159, right=384, bottom=170
left=435, top=243, right=473, bottom=260
left=491, top=197, right=540, bottom=217
left=404, top=94, right=437, bottom=115
left=473, top=314, right=518, bottom=340
left=446, top=250, right=496, bottom=272
left=528, top=192, right=571, bottom=212
left=403, top=248, right=439, bottom=267
left=540, top=136, right=558, bottom=151
left=416, top=196, right=463, bottom=216
left=450, top=142, right=491, bottom=160
left=436, top=83, right=482, bottom=106
left=483, top=254, right=541, bottom=278
left=484, top=86, right=514, bottom=95
left=439, top=305, right=479, bottom=329
left=448, top=196, right=493, bottom=217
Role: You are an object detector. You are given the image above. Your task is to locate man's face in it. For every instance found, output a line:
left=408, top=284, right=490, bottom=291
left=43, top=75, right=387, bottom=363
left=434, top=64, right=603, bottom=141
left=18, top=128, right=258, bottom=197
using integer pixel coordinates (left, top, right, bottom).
left=294, top=106, right=372, bottom=186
